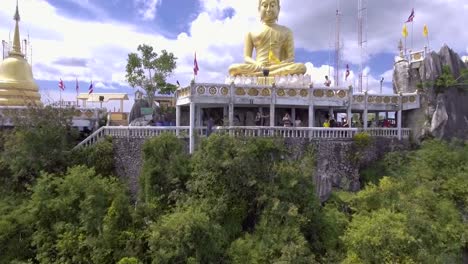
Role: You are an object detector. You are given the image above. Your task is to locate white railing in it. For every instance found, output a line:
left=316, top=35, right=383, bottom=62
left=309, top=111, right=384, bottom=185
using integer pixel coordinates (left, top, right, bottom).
left=75, top=126, right=190, bottom=148
left=365, top=128, right=411, bottom=138
left=214, top=126, right=359, bottom=139
left=75, top=126, right=411, bottom=148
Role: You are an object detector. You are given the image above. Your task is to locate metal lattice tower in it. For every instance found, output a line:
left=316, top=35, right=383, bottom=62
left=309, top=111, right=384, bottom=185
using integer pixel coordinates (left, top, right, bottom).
left=334, top=1, right=342, bottom=87
left=358, top=0, right=368, bottom=92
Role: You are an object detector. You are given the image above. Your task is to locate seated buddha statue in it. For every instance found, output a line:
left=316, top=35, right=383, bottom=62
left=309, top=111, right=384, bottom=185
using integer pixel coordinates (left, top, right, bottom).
left=228, top=0, right=306, bottom=77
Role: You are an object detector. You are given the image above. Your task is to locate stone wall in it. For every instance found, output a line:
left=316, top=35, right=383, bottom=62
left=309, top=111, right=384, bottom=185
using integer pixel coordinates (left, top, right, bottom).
left=113, top=136, right=411, bottom=202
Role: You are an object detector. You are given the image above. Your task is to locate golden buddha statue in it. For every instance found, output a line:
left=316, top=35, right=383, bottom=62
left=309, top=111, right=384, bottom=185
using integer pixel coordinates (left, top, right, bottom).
left=228, top=0, right=306, bottom=77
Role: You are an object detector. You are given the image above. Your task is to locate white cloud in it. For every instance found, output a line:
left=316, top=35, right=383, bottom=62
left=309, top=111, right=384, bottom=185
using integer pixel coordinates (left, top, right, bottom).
left=135, top=0, right=161, bottom=20
left=0, top=0, right=466, bottom=101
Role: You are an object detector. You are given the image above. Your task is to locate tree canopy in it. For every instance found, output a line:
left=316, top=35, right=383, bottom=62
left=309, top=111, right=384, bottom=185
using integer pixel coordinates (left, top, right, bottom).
left=125, top=44, right=177, bottom=106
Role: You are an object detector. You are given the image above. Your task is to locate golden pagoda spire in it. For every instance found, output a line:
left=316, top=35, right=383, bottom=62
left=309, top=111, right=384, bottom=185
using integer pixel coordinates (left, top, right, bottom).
left=10, top=0, right=23, bottom=57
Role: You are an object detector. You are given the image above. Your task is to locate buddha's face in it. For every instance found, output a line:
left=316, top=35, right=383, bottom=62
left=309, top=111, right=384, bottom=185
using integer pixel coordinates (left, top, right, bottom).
left=259, top=0, right=279, bottom=23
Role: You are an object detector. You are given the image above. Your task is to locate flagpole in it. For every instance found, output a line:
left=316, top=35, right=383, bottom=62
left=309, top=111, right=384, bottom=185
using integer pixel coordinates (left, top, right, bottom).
left=411, top=21, right=414, bottom=52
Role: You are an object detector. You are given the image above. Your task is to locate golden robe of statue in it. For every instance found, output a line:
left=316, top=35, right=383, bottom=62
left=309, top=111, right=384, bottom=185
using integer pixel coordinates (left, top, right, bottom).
left=228, top=0, right=306, bottom=77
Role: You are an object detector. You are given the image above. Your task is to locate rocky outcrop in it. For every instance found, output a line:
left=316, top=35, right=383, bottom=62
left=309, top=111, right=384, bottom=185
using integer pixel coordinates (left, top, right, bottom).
left=393, top=58, right=411, bottom=93
left=401, top=45, right=468, bottom=141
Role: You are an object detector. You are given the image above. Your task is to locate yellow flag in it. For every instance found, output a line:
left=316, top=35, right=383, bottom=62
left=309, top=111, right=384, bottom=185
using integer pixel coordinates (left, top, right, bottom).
left=268, top=50, right=280, bottom=64
left=402, top=24, right=408, bottom=38
left=423, top=24, right=428, bottom=37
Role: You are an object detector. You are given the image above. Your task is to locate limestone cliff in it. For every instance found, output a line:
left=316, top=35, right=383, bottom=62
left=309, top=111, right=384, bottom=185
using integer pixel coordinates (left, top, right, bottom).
left=395, top=45, right=468, bottom=141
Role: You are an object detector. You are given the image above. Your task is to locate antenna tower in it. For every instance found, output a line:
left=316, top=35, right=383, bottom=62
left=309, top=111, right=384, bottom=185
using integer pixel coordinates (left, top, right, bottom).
left=334, top=1, right=342, bottom=87
left=357, top=0, right=368, bottom=92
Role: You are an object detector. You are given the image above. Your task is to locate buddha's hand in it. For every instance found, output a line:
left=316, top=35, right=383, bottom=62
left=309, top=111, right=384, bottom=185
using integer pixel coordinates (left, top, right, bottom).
left=256, top=62, right=269, bottom=69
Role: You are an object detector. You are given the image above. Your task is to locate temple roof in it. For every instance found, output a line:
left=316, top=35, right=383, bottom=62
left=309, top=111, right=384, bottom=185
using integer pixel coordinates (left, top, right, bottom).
left=77, top=93, right=129, bottom=102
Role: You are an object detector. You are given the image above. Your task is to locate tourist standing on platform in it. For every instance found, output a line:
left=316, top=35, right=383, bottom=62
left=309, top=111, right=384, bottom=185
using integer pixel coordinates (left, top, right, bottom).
left=282, top=113, right=292, bottom=127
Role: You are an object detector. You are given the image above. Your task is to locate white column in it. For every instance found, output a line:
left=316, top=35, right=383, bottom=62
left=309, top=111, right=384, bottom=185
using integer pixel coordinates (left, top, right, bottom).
left=120, top=100, right=124, bottom=112
left=270, top=84, right=276, bottom=127
left=347, top=85, right=353, bottom=128
left=223, top=106, right=228, bottom=125
left=189, top=102, right=195, bottom=154
left=308, top=105, right=315, bottom=127
left=176, top=105, right=181, bottom=136
left=397, top=94, right=402, bottom=140
left=196, top=106, right=202, bottom=127
left=363, top=91, right=368, bottom=129
left=269, top=104, right=275, bottom=127
left=228, top=103, right=234, bottom=126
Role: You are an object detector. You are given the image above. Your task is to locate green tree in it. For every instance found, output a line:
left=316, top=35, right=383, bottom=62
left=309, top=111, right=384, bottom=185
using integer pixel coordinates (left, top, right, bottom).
left=29, top=166, right=133, bottom=264
left=1, top=106, right=78, bottom=187
left=70, top=136, right=115, bottom=177
left=435, top=65, right=457, bottom=90
left=148, top=206, right=227, bottom=264
left=140, top=133, right=190, bottom=209
left=125, top=44, right=177, bottom=107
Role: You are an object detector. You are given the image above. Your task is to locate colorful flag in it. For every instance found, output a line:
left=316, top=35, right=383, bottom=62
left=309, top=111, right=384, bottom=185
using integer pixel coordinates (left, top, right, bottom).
left=58, top=78, right=65, bottom=91
left=193, top=52, right=199, bottom=76
left=75, top=78, right=79, bottom=93
left=423, top=24, right=429, bottom=37
left=345, top=64, right=350, bottom=80
left=405, top=8, right=415, bottom=23
left=88, top=81, right=93, bottom=95
left=402, top=24, right=408, bottom=38
left=268, top=50, right=280, bottom=64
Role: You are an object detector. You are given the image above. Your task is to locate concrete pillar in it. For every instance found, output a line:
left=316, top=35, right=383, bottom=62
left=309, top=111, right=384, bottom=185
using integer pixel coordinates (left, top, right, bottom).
left=363, top=91, right=368, bottom=129
left=397, top=94, right=402, bottom=140
left=223, top=106, right=228, bottom=125
left=176, top=105, right=181, bottom=136
left=120, top=99, right=124, bottom=112
left=196, top=106, right=202, bottom=127
left=270, top=84, right=276, bottom=127
left=308, top=105, right=315, bottom=127
left=189, top=102, right=195, bottom=154
left=228, top=103, right=234, bottom=126
left=269, top=104, right=275, bottom=127
left=347, top=85, right=353, bottom=128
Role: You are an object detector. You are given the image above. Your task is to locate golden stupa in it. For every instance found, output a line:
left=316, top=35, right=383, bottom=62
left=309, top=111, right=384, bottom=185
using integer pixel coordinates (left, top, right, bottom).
left=0, top=2, right=41, bottom=106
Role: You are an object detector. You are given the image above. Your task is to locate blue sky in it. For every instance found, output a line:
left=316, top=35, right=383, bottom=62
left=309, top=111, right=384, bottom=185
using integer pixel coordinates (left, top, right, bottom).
left=1, top=0, right=467, bottom=111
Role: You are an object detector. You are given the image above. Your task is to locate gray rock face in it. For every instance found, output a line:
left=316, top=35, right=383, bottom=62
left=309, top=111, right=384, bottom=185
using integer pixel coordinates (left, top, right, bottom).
left=403, top=45, right=468, bottom=141
left=393, top=59, right=411, bottom=93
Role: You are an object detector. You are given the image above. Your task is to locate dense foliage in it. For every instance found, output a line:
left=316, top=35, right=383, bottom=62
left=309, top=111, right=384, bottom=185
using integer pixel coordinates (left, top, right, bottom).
left=0, top=117, right=467, bottom=263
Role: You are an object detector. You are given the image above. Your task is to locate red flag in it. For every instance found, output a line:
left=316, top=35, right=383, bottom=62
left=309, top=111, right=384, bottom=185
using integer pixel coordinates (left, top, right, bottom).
left=345, top=64, right=350, bottom=80
left=75, top=78, right=79, bottom=94
left=58, top=78, right=65, bottom=91
left=88, top=81, right=93, bottom=95
left=193, top=52, right=199, bottom=76
left=405, top=8, right=414, bottom=23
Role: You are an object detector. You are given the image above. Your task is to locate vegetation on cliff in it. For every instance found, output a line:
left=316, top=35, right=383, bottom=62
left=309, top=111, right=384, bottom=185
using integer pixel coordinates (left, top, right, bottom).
left=0, top=112, right=466, bottom=263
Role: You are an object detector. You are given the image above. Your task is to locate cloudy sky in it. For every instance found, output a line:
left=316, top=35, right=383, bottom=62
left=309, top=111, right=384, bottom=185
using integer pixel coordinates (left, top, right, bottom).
left=1, top=0, right=467, bottom=110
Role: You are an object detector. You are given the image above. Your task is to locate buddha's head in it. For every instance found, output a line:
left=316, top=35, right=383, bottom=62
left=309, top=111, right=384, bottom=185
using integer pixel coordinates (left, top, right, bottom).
left=258, top=0, right=280, bottom=23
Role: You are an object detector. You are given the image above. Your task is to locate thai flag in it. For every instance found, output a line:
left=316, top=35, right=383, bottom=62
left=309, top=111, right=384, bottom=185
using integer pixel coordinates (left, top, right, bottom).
left=58, top=79, right=65, bottom=91
left=193, top=52, right=199, bottom=76
left=88, top=81, right=93, bottom=95
left=75, top=78, right=79, bottom=93
left=405, top=8, right=415, bottom=23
